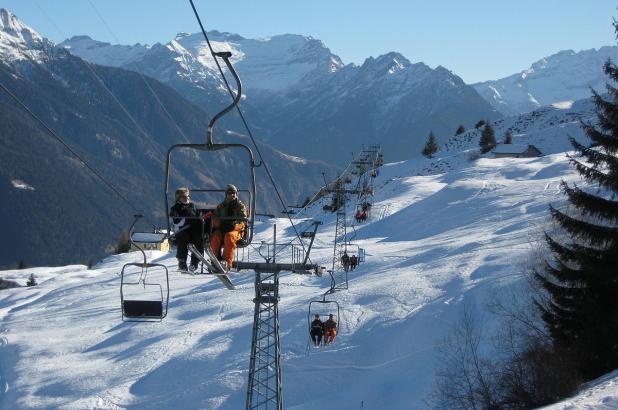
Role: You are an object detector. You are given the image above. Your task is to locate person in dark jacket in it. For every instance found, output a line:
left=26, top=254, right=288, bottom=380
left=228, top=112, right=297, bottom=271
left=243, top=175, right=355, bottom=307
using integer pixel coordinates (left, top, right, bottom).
left=169, top=187, right=204, bottom=272
left=355, top=210, right=363, bottom=223
left=310, top=314, right=324, bottom=347
left=350, top=254, right=358, bottom=270
left=210, top=184, right=248, bottom=271
left=341, top=252, right=350, bottom=272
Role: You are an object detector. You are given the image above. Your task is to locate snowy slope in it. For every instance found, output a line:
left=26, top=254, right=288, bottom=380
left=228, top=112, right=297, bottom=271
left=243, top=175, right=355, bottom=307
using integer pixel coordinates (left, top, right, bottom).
left=439, top=97, right=595, bottom=169
left=3, top=132, right=615, bottom=408
left=473, top=47, right=618, bottom=116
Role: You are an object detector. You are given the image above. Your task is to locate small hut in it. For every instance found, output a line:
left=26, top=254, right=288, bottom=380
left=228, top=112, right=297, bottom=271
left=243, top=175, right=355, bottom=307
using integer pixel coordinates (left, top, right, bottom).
left=493, top=144, right=542, bottom=158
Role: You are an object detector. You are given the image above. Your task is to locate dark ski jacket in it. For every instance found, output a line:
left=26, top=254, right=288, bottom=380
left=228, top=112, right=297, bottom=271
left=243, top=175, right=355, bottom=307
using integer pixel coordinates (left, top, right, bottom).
left=324, top=318, right=337, bottom=331
left=310, top=319, right=324, bottom=334
left=169, top=202, right=202, bottom=234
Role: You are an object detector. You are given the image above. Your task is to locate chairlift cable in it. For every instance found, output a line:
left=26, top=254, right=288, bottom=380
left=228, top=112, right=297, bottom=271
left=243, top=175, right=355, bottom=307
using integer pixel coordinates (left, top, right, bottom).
left=30, top=0, right=190, bottom=230
left=188, top=0, right=311, bottom=262
left=0, top=72, right=154, bottom=228
left=34, top=0, right=189, bottom=152
left=84, top=0, right=194, bottom=143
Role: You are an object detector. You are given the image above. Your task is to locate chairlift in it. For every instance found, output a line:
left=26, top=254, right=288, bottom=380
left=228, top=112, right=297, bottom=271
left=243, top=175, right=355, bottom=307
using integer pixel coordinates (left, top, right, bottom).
left=120, top=262, right=169, bottom=321
left=164, top=153, right=256, bottom=249
left=163, top=51, right=257, bottom=253
left=341, top=243, right=362, bottom=270
left=120, top=215, right=170, bottom=321
left=308, top=295, right=340, bottom=347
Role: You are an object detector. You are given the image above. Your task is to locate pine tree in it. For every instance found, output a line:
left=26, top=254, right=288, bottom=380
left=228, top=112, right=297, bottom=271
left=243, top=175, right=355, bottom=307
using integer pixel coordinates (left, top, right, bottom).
left=475, top=119, right=486, bottom=129
left=504, top=129, right=513, bottom=144
left=26, top=273, right=37, bottom=287
left=455, top=125, right=465, bottom=135
left=479, top=123, right=496, bottom=153
left=535, top=41, right=618, bottom=380
left=422, top=131, right=439, bottom=158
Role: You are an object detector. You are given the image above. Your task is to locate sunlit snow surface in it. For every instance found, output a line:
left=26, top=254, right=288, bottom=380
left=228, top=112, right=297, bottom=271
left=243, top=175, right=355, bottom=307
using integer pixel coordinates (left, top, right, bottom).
left=3, top=150, right=616, bottom=409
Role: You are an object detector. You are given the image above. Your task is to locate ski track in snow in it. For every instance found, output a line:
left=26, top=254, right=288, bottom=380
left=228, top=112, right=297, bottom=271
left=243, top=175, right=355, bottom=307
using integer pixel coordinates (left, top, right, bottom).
left=1, top=150, right=616, bottom=409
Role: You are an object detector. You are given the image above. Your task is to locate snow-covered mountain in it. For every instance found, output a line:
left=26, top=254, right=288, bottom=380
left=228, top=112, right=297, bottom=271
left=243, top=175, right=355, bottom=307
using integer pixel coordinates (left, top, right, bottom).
left=60, top=30, right=499, bottom=163
left=61, top=30, right=618, bottom=162
left=262, top=52, right=500, bottom=163
left=58, top=35, right=150, bottom=68
left=0, top=8, right=52, bottom=63
left=473, top=47, right=618, bottom=116
left=1, top=102, right=613, bottom=408
left=60, top=31, right=343, bottom=95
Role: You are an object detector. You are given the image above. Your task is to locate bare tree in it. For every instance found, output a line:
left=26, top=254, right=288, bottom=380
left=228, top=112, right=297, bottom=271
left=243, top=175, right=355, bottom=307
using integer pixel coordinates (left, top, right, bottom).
left=430, top=301, right=500, bottom=409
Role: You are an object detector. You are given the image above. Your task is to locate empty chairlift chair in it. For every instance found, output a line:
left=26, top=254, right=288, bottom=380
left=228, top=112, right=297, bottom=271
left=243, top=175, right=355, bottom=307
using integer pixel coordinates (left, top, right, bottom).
left=120, top=215, right=170, bottom=321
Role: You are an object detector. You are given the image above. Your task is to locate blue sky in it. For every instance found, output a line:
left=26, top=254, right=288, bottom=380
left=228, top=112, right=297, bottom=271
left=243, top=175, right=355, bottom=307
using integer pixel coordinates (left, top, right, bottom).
left=3, top=0, right=617, bottom=83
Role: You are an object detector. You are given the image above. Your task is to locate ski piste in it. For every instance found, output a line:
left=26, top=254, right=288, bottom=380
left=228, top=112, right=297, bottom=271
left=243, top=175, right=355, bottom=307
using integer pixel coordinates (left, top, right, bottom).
left=187, top=243, right=235, bottom=290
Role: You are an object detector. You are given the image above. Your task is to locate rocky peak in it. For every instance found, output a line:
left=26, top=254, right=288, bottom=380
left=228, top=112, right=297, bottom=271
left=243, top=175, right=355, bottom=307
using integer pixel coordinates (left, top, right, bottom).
left=361, top=52, right=412, bottom=74
left=0, top=8, right=41, bottom=43
left=0, top=8, right=48, bottom=56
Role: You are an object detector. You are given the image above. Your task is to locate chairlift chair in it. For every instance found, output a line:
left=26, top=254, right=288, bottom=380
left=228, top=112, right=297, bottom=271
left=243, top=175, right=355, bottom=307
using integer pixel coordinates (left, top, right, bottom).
left=340, top=242, right=363, bottom=269
left=121, top=262, right=169, bottom=321
left=308, top=297, right=340, bottom=347
left=120, top=215, right=170, bottom=321
left=164, top=149, right=257, bottom=250
left=358, top=247, right=366, bottom=263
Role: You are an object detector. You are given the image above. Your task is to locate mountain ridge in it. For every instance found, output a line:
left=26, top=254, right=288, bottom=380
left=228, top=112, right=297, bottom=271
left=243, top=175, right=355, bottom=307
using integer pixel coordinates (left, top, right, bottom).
left=59, top=23, right=500, bottom=163
left=473, top=45, right=618, bottom=115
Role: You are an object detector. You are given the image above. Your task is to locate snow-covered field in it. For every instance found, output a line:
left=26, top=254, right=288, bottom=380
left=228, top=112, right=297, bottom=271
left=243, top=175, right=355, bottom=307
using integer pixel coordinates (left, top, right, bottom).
left=1, top=150, right=617, bottom=409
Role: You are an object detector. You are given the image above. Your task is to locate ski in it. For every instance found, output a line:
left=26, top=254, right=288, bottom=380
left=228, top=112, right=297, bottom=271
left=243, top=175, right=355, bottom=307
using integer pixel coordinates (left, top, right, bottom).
left=187, top=244, right=235, bottom=290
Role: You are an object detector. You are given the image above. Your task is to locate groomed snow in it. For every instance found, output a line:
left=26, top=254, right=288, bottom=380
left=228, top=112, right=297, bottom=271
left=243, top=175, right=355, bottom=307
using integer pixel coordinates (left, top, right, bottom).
left=2, top=148, right=616, bottom=409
